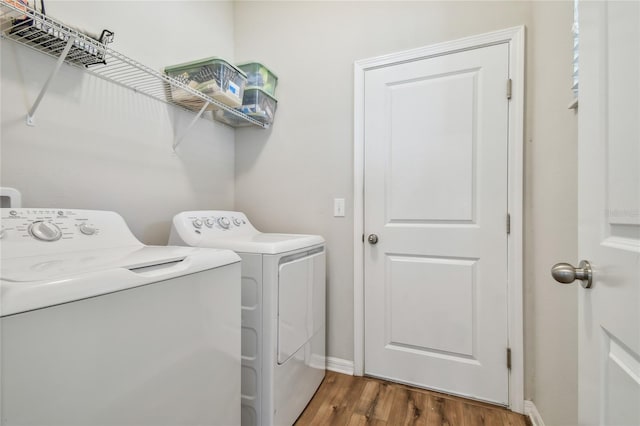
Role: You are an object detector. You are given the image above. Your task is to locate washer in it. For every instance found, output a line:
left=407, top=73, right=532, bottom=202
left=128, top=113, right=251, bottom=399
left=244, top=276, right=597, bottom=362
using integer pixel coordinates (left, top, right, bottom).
left=1, top=208, right=242, bottom=426
left=170, top=210, right=326, bottom=426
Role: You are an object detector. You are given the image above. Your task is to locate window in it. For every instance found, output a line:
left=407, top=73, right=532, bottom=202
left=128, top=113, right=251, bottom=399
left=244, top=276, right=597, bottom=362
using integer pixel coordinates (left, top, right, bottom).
left=571, top=0, right=579, bottom=109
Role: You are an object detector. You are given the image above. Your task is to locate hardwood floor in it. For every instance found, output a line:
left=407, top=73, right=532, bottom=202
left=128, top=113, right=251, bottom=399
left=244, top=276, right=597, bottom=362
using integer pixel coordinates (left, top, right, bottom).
left=294, top=371, right=529, bottom=426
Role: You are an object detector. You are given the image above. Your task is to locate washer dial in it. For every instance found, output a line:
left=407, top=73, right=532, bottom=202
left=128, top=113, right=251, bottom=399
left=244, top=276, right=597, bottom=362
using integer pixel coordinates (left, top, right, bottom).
left=205, top=218, right=215, bottom=228
left=29, top=221, right=62, bottom=242
left=232, top=217, right=242, bottom=227
left=192, top=219, right=203, bottom=229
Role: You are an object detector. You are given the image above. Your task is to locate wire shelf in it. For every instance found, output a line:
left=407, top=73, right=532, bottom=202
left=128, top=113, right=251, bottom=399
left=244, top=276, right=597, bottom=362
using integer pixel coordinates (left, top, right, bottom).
left=0, top=0, right=269, bottom=130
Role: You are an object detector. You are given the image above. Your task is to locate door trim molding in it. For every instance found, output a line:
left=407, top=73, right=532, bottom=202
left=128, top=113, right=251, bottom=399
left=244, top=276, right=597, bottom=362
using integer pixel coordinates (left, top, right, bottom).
left=353, top=25, right=525, bottom=413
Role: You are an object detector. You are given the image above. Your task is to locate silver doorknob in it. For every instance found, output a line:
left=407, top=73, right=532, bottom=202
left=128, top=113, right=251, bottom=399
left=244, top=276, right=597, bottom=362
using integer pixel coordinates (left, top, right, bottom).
left=551, top=260, right=592, bottom=288
left=368, top=234, right=379, bottom=244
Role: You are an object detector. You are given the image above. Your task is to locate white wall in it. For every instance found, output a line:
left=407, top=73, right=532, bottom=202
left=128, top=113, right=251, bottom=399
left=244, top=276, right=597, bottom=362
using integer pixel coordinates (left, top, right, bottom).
left=234, top=1, right=577, bottom=424
left=525, top=2, right=579, bottom=424
left=1, top=1, right=237, bottom=244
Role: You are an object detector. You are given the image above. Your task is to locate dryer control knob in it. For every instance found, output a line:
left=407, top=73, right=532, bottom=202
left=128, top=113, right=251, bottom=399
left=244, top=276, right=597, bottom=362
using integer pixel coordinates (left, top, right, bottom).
left=79, top=223, right=97, bottom=235
left=29, top=221, right=62, bottom=242
left=192, top=219, right=203, bottom=229
left=232, top=217, right=242, bottom=227
left=205, top=218, right=215, bottom=228
left=217, top=217, right=231, bottom=229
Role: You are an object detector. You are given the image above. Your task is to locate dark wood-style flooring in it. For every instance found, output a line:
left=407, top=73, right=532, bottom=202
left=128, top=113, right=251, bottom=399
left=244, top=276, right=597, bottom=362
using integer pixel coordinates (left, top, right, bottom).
left=295, top=371, right=529, bottom=426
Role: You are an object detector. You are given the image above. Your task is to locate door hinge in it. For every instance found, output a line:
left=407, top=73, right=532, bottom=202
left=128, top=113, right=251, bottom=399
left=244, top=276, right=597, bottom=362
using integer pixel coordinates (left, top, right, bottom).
left=507, top=348, right=512, bottom=370
left=507, top=78, right=512, bottom=100
left=507, top=213, right=511, bottom=235
left=362, top=233, right=365, bottom=243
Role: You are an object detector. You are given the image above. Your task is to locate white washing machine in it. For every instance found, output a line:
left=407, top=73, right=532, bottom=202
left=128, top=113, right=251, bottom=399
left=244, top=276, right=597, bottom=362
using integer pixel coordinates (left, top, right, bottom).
left=169, top=210, right=326, bottom=426
left=0, top=208, right=242, bottom=426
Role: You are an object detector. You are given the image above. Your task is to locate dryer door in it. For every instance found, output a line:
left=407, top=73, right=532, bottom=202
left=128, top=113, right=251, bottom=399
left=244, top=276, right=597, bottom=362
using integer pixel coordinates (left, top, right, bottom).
left=277, top=247, right=325, bottom=364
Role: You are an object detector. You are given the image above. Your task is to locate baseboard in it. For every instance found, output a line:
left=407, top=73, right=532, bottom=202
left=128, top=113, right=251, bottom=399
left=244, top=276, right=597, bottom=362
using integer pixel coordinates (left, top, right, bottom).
left=326, top=356, right=354, bottom=375
left=524, top=400, right=546, bottom=426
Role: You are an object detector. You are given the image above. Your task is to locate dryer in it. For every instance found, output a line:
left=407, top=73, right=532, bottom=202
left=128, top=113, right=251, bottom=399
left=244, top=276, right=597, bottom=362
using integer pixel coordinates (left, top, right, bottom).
left=170, top=210, right=325, bottom=426
left=0, top=208, right=242, bottom=426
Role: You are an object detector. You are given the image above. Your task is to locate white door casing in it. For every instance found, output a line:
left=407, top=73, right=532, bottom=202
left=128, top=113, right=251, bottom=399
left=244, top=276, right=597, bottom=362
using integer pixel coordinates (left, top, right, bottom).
left=354, top=26, right=525, bottom=412
left=576, top=2, right=640, bottom=425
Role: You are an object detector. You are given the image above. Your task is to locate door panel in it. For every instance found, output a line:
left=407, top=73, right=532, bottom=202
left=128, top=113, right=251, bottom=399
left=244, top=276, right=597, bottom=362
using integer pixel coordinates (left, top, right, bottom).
left=364, top=43, right=510, bottom=404
left=387, top=255, right=476, bottom=357
left=578, top=1, right=640, bottom=424
left=387, top=70, right=477, bottom=222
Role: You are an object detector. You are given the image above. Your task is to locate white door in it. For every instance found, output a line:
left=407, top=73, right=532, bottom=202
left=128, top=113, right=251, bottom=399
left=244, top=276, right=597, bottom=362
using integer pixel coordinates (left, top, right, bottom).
left=364, top=43, right=511, bottom=404
left=572, top=1, right=640, bottom=424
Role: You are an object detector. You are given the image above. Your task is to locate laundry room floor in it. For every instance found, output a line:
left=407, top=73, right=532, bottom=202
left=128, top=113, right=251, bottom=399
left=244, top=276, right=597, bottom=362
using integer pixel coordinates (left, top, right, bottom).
left=295, top=371, right=529, bottom=426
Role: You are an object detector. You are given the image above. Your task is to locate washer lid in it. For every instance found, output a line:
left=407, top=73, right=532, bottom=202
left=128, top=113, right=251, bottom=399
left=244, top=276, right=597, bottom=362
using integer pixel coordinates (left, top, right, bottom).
left=1, top=245, right=240, bottom=316
left=195, top=233, right=324, bottom=254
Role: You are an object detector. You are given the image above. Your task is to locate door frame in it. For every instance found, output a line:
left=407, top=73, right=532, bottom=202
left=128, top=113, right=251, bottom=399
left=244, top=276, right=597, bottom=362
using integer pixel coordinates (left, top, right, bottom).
left=352, top=26, right=525, bottom=413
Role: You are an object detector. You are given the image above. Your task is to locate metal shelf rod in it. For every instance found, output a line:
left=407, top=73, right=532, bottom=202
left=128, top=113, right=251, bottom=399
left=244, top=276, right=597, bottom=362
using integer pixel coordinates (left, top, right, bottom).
left=96, top=63, right=130, bottom=75
left=126, top=81, right=161, bottom=92
left=26, top=36, right=74, bottom=126
left=117, top=73, right=158, bottom=85
left=173, top=102, right=209, bottom=150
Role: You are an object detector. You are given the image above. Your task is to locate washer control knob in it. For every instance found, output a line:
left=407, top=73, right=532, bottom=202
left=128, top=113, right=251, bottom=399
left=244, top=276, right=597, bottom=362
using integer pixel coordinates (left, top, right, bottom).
left=205, top=218, right=215, bottom=228
left=217, top=217, right=231, bottom=229
left=192, top=219, right=203, bottom=229
left=232, top=217, right=242, bottom=227
left=29, top=221, right=62, bottom=242
left=79, top=223, right=97, bottom=235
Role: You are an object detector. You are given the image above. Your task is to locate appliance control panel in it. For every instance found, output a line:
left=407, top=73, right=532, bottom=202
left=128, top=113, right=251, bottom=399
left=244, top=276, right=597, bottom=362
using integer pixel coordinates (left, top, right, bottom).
left=172, top=210, right=258, bottom=238
left=1, top=209, right=141, bottom=259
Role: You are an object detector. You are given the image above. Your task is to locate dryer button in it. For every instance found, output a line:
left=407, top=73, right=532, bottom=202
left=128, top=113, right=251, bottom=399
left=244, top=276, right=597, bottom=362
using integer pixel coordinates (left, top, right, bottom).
left=79, top=223, right=97, bottom=235
left=217, top=217, right=231, bottom=229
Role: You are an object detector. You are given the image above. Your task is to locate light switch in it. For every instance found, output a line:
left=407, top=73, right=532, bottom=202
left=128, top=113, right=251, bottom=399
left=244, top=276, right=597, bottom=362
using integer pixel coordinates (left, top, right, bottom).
left=334, top=198, right=345, bottom=217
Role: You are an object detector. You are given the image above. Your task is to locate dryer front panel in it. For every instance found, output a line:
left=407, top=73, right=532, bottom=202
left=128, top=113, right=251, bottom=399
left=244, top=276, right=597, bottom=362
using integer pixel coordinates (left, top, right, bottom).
left=277, top=247, right=325, bottom=365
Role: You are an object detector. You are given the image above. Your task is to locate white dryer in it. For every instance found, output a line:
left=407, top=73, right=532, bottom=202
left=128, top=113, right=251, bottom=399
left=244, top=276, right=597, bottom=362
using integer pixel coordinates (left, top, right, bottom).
left=170, top=210, right=326, bottom=426
left=0, top=208, right=242, bottom=426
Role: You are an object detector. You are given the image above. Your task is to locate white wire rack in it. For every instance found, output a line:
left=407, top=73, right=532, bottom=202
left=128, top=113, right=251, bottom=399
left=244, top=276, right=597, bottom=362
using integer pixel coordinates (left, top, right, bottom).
left=0, top=0, right=268, bottom=145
